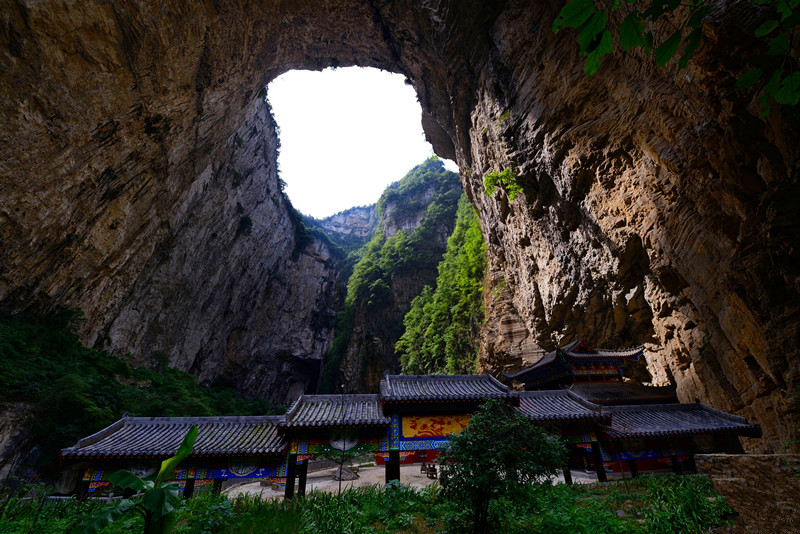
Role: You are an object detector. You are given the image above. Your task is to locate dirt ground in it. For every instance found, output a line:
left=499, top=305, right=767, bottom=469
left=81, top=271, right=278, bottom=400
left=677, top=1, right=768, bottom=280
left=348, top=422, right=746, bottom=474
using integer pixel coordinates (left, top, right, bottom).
left=225, top=464, right=597, bottom=500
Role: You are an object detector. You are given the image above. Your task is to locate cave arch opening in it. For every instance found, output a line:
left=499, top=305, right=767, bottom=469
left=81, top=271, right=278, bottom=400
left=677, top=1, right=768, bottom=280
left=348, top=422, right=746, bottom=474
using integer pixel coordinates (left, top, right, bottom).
left=266, top=66, right=459, bottom=219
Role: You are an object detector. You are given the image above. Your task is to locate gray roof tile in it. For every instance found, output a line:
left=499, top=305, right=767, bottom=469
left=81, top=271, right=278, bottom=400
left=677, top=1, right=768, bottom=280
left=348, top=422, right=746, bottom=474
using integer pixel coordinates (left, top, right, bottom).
left=60, top=415, right=286, bottom=459
left=503, top=340, right=643, bottom=381
left=600, top=403, right=762, bottom=439
left=380, top=374, right=513, bottom=402
left=515, top=390, right=606, bottom=422
left=569, top=383, right=678, bottom=405
left=282, top=394, right=390, bottom=428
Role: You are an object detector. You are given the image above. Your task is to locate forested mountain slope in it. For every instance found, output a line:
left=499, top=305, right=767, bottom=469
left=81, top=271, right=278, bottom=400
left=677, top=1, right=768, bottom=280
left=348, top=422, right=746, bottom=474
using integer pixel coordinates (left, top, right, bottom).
left=320, top=158, right=462, bottom=393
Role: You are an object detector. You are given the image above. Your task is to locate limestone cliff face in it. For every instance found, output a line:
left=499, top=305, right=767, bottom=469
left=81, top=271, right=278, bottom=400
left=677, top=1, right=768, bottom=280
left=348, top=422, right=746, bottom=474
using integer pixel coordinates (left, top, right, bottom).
left=318, top=206, right=377, bottom=242
left=0, top=1, right=797, bottom=449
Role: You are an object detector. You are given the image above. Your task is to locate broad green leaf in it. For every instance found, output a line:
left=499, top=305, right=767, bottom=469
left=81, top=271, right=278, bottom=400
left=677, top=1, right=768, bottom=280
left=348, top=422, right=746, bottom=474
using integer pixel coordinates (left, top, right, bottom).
left=142, top=485, right=182, bottom=521
left=155, top=425, right=198, bottom=487
left=584, top=29, right=613, bottom=76
left=645, top=31, right=654, bottom=53
left=655, top=29, right=683, bottom=67
left=767, top=33, right=789, bottom=55
left=70, top=499, right=137, bottom=534
left=687, top=5, right=710, bottom=28
left=679, top=28, right=703, bottom=69
left=736, top=68, right=763, bottom=89
left=107, top=469, right=152, bottom=491
left=755, top=20, right=779, bottom=36
left=774, top=72, right=800, bottom=104
left=578, top=9, right=609, bottom=55
left=760, top=69, right=784, bottom=117
left=782, top=11, right=800, bottom=28
left=643, top=0, right=681, bottom=21
left=619, top=13, right=647, bottom=51
left=552, top=0, right=596, bottom=33
left=777, top=0, right=796, bottom=21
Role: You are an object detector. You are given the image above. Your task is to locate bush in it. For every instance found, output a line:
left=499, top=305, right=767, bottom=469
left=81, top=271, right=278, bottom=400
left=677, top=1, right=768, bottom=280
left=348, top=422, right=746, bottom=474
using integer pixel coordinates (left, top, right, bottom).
left=439, top=399, right=567, bottom=534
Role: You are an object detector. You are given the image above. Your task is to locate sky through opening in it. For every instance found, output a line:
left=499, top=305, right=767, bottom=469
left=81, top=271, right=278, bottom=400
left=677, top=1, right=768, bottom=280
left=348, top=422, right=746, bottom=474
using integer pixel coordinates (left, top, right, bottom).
left=268, top=67, right=458, bottom=219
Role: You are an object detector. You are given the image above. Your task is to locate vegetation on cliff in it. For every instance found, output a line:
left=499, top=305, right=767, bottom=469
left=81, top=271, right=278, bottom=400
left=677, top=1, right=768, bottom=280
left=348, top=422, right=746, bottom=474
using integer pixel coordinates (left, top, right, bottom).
left=0, top=310, right=282, bottom=479
left=319, top=157, right=461, bottom=392
left=395, top=195, right=487, bottom=375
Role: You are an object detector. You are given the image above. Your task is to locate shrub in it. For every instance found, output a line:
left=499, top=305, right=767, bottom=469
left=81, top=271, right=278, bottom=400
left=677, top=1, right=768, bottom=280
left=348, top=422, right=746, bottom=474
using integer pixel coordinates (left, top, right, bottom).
left=439, top=399, right=567, bottom=534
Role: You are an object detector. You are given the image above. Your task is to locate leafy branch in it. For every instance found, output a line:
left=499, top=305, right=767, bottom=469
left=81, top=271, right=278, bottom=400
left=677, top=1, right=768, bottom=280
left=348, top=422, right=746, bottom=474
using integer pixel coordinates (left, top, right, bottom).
left=71, top=426, right=199, bottom=534
left=553, top=0, right=799, bottom=115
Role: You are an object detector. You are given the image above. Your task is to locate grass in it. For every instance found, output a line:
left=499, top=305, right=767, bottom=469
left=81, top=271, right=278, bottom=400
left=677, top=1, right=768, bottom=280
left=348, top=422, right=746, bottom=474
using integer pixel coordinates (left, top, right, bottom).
left=0, top=474, right=732, bottom=534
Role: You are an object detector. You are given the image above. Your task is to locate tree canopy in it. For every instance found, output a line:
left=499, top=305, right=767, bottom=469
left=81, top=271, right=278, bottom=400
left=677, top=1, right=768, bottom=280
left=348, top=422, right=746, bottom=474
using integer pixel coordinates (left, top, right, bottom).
left=439, top=399, right=568, bottom=534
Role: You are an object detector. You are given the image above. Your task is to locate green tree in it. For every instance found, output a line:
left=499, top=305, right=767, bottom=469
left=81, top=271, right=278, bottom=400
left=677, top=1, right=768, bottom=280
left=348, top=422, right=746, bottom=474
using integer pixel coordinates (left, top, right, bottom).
left=439, top=399, right=567, bottom=534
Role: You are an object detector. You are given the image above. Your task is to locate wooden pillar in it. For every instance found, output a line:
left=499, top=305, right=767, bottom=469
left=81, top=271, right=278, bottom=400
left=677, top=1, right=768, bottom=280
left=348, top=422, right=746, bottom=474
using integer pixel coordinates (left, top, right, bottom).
left=685, top=454, right=697, bottom=474
left=591, top=441, right=607, bottom=482
left=297, top=458, right=309, bottom=498
left=670, top=454, right=682, bottom=475
left=284, top=453, right=297, bottom=500
left=627, top=460, right=638, bottom=478
left=212, top=479, right=223, bottom=495
left=77, top=480, right=90, bottom=501
left=385, top=448, right=400, bottom=483
left=183, top=478, right=195, bottom=499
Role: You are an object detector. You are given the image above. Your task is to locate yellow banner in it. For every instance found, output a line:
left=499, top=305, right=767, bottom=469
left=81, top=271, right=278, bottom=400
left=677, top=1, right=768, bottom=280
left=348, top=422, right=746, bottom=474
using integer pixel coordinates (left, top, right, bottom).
left=402, top=415, right=471, bottom=438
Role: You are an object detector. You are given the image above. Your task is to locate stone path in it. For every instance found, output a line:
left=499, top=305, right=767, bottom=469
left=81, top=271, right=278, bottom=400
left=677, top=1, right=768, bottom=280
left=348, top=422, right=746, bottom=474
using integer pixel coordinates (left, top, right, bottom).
left=225, top=464, right=598, bottom=500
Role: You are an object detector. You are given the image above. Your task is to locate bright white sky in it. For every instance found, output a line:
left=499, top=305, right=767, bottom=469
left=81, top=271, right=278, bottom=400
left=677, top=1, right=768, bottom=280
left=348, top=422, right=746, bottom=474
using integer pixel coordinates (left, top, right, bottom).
left=268, top=67, right=458, bottom=219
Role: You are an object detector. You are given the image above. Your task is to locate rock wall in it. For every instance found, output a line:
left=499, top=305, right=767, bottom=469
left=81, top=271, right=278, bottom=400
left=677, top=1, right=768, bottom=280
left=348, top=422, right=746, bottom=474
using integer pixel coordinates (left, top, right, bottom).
left=696, top=454, right=800, bottom=533
left=0, top=1, right=797, bottom=447
left=318, top=206, right=377, bottom=241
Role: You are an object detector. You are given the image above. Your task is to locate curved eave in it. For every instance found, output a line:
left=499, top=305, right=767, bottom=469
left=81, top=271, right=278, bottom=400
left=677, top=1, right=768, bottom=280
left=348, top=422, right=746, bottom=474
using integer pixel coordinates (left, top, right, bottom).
left=602, top=424, right=762, bottom=440
left=382, top=393, right=516, bottom=403
left=61, top=449, right=288, bottom=460
left=282, top=421, right=390, bottom=429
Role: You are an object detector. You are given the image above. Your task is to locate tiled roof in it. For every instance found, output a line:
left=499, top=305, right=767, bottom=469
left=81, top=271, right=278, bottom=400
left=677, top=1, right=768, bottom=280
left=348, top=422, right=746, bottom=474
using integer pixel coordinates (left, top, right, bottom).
left=515, top=391, right=606, bottom=422
left=561, top=340, right=644, bottom=360
left=600, top=403, right=762, bottom=439
left=380, top=374, right=513, bottom=402
left=282, top=394, right=390, bottom=428
left=569, top=383, right=678, bottom=405
left=61, top=415, right=286, bottom=459
left=503, top=340, right=643, bottom=381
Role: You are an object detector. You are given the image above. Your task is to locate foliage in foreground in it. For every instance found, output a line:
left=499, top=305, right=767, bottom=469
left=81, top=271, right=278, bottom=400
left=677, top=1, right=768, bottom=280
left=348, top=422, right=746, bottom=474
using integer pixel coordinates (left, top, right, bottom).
left=0, top=474, right=733, bottom=534
left=439, top=399, right=567, bottom=533
left=0, top=310, right=282, bottom=479
left=71, top=426, right=199, bottom=534
left=553, top=0, right=798, bottom=116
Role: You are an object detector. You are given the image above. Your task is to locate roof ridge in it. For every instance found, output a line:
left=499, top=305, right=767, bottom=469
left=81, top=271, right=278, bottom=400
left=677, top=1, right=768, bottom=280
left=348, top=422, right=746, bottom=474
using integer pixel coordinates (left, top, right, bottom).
left=485, top=372, right=511, bottom=392
left=564, top=389, right=605, bottom=412
left=71, top=415, right=128, bottom=449
left=284, top=394, right=304, bottom=420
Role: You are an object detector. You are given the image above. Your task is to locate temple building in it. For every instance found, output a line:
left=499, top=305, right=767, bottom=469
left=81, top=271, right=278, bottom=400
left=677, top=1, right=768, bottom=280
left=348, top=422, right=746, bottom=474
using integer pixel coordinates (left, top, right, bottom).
left=503, top=340, right=645, bottom=389
left=61, top=356, right=762, bottom=494
left=60, top=415, right=286, bottom=498
left=378, top=374, right=516, bottom=465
